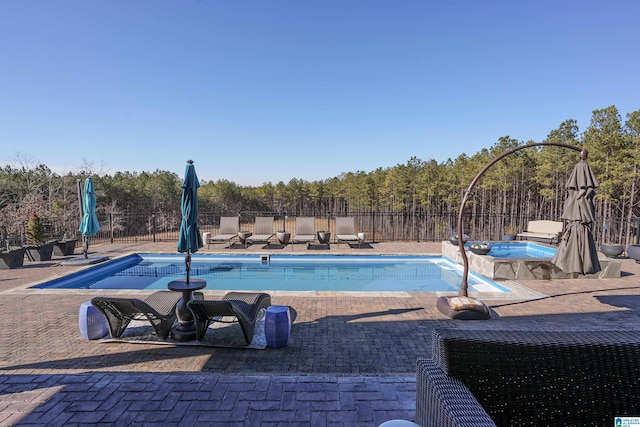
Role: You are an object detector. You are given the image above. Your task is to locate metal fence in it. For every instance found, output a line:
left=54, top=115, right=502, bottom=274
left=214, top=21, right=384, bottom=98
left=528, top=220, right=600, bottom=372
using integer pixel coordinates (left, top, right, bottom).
left=27, top=210, right=640, bottom=248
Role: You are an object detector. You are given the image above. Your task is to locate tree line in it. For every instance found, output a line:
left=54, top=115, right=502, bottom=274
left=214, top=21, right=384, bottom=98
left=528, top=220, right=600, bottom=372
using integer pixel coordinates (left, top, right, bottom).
left=1, top=105, right=639, bottom=244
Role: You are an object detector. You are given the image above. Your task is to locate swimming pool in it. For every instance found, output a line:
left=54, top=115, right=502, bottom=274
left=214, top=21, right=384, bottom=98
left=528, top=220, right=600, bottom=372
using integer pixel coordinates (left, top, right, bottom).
left=30, top=253, right=511, bottom=293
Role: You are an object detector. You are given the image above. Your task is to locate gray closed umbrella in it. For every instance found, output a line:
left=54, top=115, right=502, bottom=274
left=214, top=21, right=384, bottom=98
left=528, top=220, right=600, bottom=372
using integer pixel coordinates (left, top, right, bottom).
left=552, top=149, right=601, bottom=275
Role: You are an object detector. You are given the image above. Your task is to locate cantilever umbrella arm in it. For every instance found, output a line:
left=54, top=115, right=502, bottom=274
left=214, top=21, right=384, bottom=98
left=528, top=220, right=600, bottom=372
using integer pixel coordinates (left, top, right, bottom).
left=438, top=142, right=583, bottom=320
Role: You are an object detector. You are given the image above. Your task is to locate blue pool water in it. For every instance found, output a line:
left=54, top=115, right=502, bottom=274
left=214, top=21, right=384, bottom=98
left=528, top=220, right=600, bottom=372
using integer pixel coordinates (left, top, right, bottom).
left=31, top=254, right=511, bottom=293
left=468, top=242, right=556, bottom=259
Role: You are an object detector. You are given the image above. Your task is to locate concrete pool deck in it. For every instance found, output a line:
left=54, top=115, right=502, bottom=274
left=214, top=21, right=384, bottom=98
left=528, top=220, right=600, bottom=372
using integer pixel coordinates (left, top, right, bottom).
left=1, top=241, right=639, bottom=426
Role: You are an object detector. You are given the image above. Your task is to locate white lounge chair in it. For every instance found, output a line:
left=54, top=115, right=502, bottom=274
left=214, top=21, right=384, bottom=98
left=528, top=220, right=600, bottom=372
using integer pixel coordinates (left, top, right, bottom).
left=292, top=217, right=316, bottom=249
left=208, top=216, right=239, bottom=248
left=246, top=217, right=275, bottom=247
left=335, top=217, right=362, bottom=248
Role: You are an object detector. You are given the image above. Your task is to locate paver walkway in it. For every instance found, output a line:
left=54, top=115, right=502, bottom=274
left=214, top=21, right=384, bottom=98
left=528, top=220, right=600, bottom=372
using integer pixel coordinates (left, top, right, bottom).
left=1, top=241, right=639, bottom=426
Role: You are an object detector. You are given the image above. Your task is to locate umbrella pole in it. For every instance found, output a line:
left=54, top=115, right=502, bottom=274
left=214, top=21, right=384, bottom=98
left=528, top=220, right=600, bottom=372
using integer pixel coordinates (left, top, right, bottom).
left=185, top=251, right=191, bottom=284
left=83, top=236, right=88, bottom=259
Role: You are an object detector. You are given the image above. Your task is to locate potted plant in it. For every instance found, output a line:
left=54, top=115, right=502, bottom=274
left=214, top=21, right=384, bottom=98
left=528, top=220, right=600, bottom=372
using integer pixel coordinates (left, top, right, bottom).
left=25, top=211, right=56, bottom=261
left=469, top=241, right=491, bottom=255
left=449, top=233, right=469, bottom=246
left=503, top=225, right=517, bottom=241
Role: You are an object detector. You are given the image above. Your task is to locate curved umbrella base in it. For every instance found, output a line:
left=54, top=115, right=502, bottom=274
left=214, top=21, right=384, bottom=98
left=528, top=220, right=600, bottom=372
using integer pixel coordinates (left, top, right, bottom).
left=437, top=296, right=491, bottom=320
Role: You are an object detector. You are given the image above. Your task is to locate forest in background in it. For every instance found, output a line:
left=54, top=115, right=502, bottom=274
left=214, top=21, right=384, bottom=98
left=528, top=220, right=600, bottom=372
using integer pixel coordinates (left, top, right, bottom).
left=1, top=105, right=639, bottom=244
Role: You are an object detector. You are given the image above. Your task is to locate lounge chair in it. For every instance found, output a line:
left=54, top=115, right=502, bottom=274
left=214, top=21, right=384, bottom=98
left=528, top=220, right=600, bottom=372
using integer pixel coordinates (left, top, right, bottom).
left=91, top=291, right=182, bottom=341
left=335, top=217, right=362, bottom=248
left=245, top=217, right=275, bottom=247
left=208, top=216, right=239, bottom=248
left=187, top=292, right=272, bottom=344
left=292, top=217, right=316, bottom=248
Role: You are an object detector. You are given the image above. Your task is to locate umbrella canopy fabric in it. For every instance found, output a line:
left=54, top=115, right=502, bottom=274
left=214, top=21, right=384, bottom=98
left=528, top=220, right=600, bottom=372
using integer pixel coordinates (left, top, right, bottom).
left=79, top=178, right=100, bottom=237
left=177, top=160, right=203, bottom=254
left=552, top=154, right=601, bottom=275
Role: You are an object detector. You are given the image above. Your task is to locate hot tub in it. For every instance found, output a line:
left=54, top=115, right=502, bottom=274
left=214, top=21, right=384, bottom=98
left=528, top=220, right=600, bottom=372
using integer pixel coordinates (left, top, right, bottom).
left=442, top=241, right=620, bottom=280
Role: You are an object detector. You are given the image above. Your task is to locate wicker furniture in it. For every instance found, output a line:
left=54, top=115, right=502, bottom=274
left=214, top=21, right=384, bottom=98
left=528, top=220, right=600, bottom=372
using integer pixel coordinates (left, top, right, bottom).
left=417, top=329, right=640, bottom=427
left=92, top=291, right=182, bottom=341
left=187, top=292, right=271, bottom=344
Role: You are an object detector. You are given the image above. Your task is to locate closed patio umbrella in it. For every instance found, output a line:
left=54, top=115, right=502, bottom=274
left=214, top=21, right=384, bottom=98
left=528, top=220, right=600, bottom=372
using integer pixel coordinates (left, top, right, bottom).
left=177, top=160, right=203, bottom=283
left=78, top=177, right=100, bottom=259
left=552, top=149, right=601, bottom=275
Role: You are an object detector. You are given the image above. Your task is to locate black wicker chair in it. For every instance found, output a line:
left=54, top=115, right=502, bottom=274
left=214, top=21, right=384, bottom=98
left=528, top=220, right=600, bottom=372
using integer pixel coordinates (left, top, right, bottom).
left=92, top=291, right=182, bottom=341
left=187, top=292, right=271, bottom=344
left=417, top=329, right=640, bottom=427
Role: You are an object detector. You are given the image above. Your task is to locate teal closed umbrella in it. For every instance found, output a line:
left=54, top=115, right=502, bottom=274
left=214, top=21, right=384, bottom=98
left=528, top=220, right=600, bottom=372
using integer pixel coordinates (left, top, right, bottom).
left=178, top=160, right=203, bottom=283
left=78, top=177, right=100, bottom=259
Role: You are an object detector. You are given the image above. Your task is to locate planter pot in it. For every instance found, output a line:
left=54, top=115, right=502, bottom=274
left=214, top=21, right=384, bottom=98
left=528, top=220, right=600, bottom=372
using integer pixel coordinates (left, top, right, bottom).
left=449, top=236, right=468, bottom=246
left=317, top=231, right=331, bottom=244
left=237, top=232, right=252, bottom=246
left=54, top=239, right=77, bottom=256
left=502, top=234, right=516, bottom=241
left=0, top=247, right=26, bottom=269
left=276, top=231, right=291, bottom=245
left=627, top=245, right=640, bottom=263
left=25, top=241, right=56, bottom=262
left=600, top=243, right=624, bottom=258
left=470, top=247, right=491, bottom=255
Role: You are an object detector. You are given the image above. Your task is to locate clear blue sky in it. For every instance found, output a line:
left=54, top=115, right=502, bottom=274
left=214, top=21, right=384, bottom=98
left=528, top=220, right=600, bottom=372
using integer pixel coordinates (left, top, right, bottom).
left=1, top=1, right=638, bottom=186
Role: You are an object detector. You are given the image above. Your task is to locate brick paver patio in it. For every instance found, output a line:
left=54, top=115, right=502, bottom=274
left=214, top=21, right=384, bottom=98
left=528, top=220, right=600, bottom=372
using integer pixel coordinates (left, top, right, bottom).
left=1, top=241, right=639, bottom=426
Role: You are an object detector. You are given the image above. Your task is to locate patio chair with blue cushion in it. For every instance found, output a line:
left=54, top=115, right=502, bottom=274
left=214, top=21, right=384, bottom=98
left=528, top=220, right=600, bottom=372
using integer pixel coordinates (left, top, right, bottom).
left=187, top=292, right=272, bottom=344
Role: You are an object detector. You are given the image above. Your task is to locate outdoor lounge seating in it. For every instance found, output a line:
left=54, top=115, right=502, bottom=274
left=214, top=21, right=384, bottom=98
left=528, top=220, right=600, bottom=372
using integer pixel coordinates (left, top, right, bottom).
left=292, top=217, right=316, bottom=248
left=246, top=217, right=275, bottom=247
left=208, top=216, right=239, bottom=248
left=416, top=328, right=640, bottom=427
left=335, top=217, right=362, bottom=247
left=187, top=292, right=272, bottom=344
left=517, top=220, right=563, bottom=244
left=91, top=291, right=182, bottom=341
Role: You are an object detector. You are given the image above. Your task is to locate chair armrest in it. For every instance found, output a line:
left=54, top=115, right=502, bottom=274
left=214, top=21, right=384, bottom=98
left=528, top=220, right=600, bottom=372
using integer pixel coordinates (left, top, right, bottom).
left=416, top=358, right=495, bottom=427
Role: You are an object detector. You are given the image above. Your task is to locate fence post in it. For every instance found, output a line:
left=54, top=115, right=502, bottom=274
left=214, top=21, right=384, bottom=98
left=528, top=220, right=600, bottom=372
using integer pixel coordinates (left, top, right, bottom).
left=109, top=213, right=114, bottom=243
left=152, top=214, right=157, bottom=243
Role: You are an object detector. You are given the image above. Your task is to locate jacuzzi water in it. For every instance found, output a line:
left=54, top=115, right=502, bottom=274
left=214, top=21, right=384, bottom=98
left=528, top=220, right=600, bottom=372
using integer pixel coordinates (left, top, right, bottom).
left=31, top=253, right=511, bottom=293
left=470, top=241, right=556, bottom=259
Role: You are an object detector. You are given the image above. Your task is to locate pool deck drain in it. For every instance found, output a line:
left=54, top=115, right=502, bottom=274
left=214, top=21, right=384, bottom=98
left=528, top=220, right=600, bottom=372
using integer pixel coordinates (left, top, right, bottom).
left=1, top=241, right=639, bottom=426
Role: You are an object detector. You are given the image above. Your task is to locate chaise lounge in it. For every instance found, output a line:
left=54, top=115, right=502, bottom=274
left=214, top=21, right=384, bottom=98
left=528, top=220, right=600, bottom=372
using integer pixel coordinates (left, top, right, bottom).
left=292, top=217, right=316, bottom=249
left=91, top=291, right=183, bottom=341
left=335, top=217, right=363, bottom=248
left=245, top=217, right=275, bottom=248
left=187, top=291, right=272, bottom=344
left=208, top=216, right=239, bottom=248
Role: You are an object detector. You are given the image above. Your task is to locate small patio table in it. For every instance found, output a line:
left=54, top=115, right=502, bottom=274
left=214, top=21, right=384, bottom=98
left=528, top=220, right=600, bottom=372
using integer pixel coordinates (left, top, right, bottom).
left=168, top=278, right=207, bottom=341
